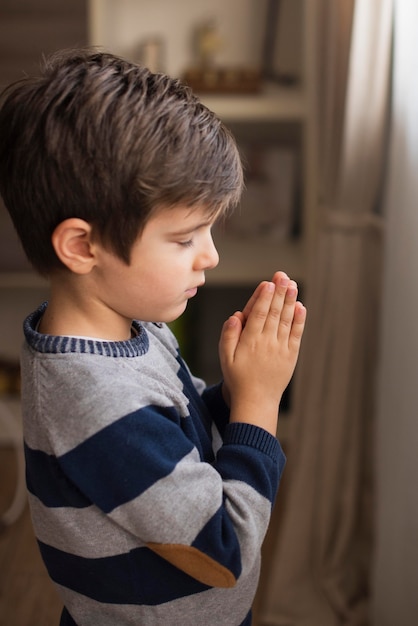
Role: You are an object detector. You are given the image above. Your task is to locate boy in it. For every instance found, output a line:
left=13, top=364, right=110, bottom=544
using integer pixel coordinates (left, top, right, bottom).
left=0, top=50, right=306, bottom=625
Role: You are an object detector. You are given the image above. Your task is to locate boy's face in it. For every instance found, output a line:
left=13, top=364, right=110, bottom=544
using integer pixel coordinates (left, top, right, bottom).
left=94, top=205, right=219, bottom=326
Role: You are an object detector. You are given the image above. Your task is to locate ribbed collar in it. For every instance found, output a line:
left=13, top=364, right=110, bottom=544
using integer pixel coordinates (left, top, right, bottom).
left=23, top=302, right=149, bottom=358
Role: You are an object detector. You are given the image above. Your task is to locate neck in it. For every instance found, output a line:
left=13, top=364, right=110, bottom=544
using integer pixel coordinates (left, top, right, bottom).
left=39, top=271, right=133, bottom=341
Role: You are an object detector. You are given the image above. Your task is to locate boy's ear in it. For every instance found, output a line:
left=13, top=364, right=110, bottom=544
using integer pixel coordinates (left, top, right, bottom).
left=51, top=218, right=97, bottom=274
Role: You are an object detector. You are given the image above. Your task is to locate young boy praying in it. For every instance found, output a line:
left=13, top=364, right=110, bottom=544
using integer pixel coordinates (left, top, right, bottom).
left=0, top=49, right=306, bottom=625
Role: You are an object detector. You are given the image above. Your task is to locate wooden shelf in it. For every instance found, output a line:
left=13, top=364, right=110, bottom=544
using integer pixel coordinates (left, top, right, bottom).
left=200, top=83, right=307, bottom=122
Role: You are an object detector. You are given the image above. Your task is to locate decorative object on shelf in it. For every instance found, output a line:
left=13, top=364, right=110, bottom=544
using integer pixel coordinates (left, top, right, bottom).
left=194, top=19, right=223, bottom=68
left=223, top=142, right=299, bottom=240
left=183, top=66, right=261, bottom=94
left=137, top=36, right=165, bottom=73
left=263, top=0, right=302, bottom=85
left=182, top=18, right=261, bottom=94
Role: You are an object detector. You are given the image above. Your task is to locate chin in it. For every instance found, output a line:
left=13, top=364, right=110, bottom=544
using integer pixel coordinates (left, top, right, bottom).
left=154, top=303, right=188, bottom=325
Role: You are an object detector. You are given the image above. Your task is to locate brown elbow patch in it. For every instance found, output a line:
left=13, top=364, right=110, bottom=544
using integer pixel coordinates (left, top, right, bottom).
left=147, top=542, right=237, bottom=588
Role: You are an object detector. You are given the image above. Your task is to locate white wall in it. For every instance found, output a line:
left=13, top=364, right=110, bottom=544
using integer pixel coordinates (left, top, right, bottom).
left=373, top=0, right=418, bottom=622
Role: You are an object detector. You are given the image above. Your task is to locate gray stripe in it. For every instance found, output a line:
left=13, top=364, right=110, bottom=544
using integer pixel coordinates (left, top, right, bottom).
left=110, top=448, right=220, bottom=544
left=28, top=494, right=145, bottom=558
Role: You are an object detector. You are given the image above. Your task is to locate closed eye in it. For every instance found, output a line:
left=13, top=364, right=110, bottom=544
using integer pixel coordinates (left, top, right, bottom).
left=178, top=239, right=194, bottom=248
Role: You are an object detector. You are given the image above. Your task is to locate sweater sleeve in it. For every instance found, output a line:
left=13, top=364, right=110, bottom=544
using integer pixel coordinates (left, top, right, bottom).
left=26, top=397, right=285, bottom=590
left=201, top=382, right=231, bottom=438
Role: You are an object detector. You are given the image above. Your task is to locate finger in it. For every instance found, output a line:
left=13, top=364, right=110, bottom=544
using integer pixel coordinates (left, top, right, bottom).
left=271, top=270, right=290, bottom=288
left=241, top=281, right=270, bottom=321
left=262, top=277, right=295, bottom=334
left=242, top=271, right=289, bottom=320
left=219, top=313, right=243, bottom=367
left=288, top=302, right=307, bottom=351
left=275, top=280, right=298, bottom=340
left=242, top=281, right=276, bottom=334
left=232, top=311, right=246, bottom=326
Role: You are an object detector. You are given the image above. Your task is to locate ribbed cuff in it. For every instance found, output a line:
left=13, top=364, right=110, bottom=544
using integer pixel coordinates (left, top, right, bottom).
left=223, top=422, right=282, bottom=463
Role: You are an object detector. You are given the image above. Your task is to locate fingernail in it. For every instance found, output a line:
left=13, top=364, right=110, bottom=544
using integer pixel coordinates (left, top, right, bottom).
left=266, top=282, right=275, bottom=292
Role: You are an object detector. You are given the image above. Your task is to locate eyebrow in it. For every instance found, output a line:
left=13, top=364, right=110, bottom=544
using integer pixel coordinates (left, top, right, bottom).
left=168, top=219, right=214, bottom=237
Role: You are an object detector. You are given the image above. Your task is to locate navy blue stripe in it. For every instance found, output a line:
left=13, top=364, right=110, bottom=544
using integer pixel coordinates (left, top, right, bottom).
left=192, top=505, right=242, bottom=580
left=216, top=430, right=283, bottom=505
left=176, top=354, right=215, bottom=462
left=60, top=608, right=77, bottom=626
left=39, top=541, right=209, bottom=605
left=24, top=443, right=90, bottom=508
left=225, top=422, right=283, bottom=464
left=240, top=611, right=252, bottom=625
left=201, top=383, right=230, bottom=438
left=59, top=406, right=195, bottom=512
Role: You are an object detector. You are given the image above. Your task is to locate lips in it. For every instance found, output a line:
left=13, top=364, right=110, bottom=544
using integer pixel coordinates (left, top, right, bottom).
left=186, top=280, right=205, bottom=298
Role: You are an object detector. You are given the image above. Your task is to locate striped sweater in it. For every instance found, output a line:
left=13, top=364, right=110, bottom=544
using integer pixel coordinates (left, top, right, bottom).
left=21, top=302, right=286, bottom=626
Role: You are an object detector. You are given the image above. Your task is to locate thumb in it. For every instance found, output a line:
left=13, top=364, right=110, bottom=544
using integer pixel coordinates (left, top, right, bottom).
left=219, top=313, right=242, bottom=367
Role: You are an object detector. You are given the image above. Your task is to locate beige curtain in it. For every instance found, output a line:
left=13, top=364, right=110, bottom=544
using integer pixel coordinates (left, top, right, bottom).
left=259, top=1, right=393, bottom=624
left=372, top=1, right=418, bottom=623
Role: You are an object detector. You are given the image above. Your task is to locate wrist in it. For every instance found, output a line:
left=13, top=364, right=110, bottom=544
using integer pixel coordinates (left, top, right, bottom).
left=229, top=397, right=280, bottom=437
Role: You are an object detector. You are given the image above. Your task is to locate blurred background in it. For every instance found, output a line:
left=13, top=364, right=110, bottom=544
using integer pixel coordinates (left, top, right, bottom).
left=1, top=1, right=417, bottom=625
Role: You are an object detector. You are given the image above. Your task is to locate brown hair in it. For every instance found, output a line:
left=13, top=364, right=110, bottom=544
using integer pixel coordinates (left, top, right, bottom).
left=0, top=49, right=243, bottom=274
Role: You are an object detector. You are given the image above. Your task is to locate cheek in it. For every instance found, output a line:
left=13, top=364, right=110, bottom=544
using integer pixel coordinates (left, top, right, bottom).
left=141, top=266, right=180, bottom=296
left=129, top=247, right=189, bottom=294
left=151, top=254, right=188, bottom=278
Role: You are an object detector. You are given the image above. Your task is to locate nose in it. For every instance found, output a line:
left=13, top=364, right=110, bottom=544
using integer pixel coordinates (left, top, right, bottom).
left=196, top=232, right=219, bottom=271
